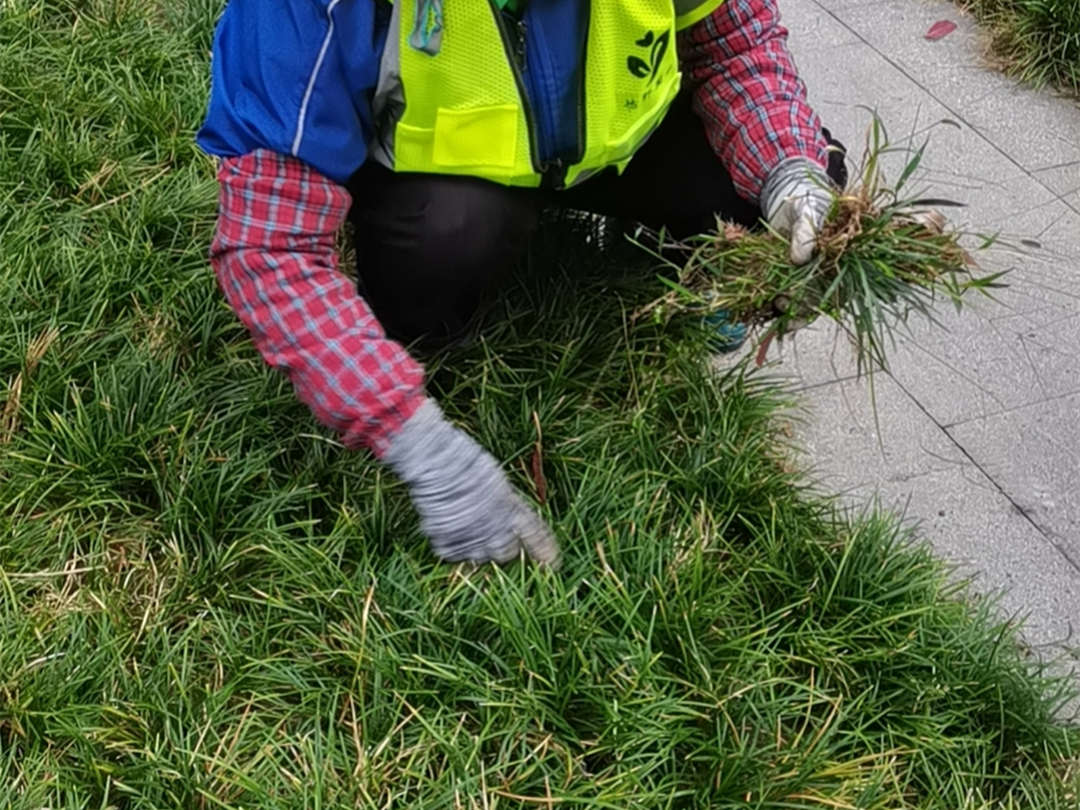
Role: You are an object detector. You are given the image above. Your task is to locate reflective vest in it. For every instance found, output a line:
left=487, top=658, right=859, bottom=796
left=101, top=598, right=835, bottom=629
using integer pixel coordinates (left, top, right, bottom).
left=370, top=0, right=726, bottom=189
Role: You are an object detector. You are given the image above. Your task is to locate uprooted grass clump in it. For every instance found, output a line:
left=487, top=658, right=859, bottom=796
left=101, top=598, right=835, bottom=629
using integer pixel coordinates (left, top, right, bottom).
left=2, top=1, right=1079, bottom=807
left=637, top=125, right=1005, bottom=372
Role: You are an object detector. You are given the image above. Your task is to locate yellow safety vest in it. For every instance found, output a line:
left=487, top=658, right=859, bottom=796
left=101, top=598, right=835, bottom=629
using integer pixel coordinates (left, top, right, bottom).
left=370, top=0, right=726, bottom=189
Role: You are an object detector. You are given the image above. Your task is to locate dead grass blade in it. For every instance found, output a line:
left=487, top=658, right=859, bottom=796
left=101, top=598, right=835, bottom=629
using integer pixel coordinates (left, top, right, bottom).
left=2, top=326, right=60, bottom=443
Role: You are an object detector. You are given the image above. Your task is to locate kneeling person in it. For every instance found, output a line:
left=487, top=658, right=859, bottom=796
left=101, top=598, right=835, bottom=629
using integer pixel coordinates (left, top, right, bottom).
left=197, top=0, right=847, bottom=566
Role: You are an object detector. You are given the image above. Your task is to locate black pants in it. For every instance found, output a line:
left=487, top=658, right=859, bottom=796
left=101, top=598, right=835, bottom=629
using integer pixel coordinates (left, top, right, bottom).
left=347, top=94, right=847, bottom=346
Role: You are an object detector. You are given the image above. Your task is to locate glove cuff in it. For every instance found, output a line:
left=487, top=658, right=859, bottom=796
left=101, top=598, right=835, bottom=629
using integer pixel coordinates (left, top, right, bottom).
left=382, top=398, right=454, bottom=485
left=383, top=397, right=502, bottom=497
left=761, top=157, right=832, bottom=223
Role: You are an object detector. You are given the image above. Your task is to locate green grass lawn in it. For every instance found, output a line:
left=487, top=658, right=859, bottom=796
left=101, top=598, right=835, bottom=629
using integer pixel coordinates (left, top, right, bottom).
left=960, top=0, right=1080, bottom=96
left=2, top=1, right=1078, bottom=807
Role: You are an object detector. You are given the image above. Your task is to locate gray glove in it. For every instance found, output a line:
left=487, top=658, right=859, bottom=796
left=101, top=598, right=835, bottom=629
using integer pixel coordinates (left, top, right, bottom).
left=761, top=157, right=834, bottom=266
left=383, top=399, right=560, bottom=567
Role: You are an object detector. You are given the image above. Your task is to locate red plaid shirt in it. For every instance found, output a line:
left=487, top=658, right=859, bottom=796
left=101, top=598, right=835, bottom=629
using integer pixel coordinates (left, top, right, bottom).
left=211, top=151, right=425, bottom=456
left=210, top=0, right=824, bottom=454
left=681, top=0, right=827, bottom=200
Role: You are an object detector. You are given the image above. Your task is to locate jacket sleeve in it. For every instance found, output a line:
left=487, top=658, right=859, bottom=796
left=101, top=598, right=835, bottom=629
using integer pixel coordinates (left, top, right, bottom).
left=196, top=0, right=387, bottom=185
left=677, top=0, right=829, bottom=203
left=210, top=150, right=425, bottom=456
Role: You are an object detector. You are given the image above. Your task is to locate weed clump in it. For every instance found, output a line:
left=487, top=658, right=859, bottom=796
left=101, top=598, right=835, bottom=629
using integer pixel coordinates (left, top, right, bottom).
left=637, top=122, right=1005, bottom=372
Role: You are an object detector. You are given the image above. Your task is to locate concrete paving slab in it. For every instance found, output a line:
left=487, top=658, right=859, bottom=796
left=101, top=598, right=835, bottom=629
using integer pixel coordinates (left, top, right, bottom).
left=793, top=26, right=1064, bottom=234
left=990, top=276, right=1080, bottom=321
left=819, top=0, right=988, bottom=77
left=885, top=341, right=1034, bottom=427
left=786, top=373, right=1080, bottom=658
left=784, top=0, right=1080, bottom=657
left=982, top=285, right=1080, bottom=321
left=844, top=466, right=1080, bottom=653
left=985, top=209, right=1080, bottom=306
left=976, top=237, right=1080, bottom=317
left=953, top=92, right=1080, bottom=183
left=764, top=322, right=864, bottom=389
left=883, top=301, right=1080, bottom=426
left=978, top=313, right=1080, bottom=399
left=820, top=0, right=1080, bottom=180
left=780, top=0, right=863, bottom=50
left=789, top=372, right=966, bottom=492
left=1032, top=162, right=1080, bottom=198
left=808, top=0, right=896, bottom=12
left=978, top=201, right=1079, bottom=257
left=792, top=39, right=937, bottom=159
left=711, top=321, right=863, bottom=391
left=947, top=395, right=1080, bottom=565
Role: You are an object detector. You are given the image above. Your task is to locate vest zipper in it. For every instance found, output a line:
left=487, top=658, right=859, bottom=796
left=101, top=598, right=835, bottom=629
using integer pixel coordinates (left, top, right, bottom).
left=490, top=3, right=578, bottom=188
left=520, top=2, right=590, bottom=190
left=489, top=4, right=543, bottom=179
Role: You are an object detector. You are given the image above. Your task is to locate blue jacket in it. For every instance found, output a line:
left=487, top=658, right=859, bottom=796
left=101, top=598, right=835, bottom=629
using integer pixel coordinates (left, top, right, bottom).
left=198, top=0, right=589, bottom=185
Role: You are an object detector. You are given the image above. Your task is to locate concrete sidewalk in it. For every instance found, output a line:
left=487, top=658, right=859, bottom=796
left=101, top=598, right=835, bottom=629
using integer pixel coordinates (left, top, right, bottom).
left=766, top=0, right=1080, bottom=659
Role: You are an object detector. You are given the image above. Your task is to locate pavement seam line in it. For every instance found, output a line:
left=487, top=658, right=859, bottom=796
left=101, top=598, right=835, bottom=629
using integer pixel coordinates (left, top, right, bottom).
left=885, top=369, right=1080, bottom=576
left=942, top=385, right=1080, bottom=431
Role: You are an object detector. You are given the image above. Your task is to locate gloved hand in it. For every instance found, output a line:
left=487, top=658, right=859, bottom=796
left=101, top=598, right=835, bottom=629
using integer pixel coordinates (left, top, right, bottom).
left=761, top=157, right=835, bottom=266
left=383, top=399, right=560, bottom=567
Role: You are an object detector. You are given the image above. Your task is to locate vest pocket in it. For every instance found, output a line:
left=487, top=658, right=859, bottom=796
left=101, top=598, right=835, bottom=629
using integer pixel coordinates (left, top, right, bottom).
left=432, top=105, right=520, bottom=169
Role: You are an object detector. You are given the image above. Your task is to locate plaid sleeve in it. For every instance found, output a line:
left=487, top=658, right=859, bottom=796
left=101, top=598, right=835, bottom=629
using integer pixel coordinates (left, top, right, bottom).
left=210, top=149, right=425, bottom=457
left=677, top=0, right=829, bottom=202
